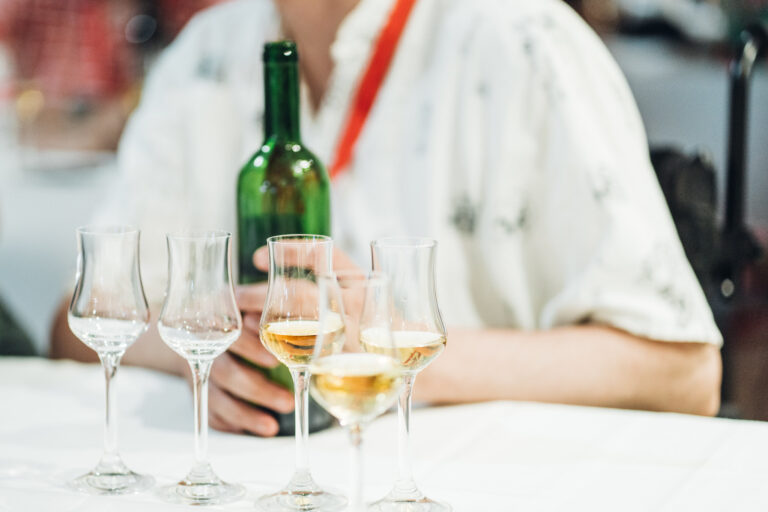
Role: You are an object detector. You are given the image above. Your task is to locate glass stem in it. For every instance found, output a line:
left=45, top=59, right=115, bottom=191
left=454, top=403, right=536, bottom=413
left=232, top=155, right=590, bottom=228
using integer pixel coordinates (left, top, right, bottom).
left=189, top=359, right=214, bottom=479
left=98, top=351, right=123, bottom=467
left=395, top=373, right=418, bottom=493
left=291, top=368, right=311, bottom=477
left=349, top=424, right=363, bottom=512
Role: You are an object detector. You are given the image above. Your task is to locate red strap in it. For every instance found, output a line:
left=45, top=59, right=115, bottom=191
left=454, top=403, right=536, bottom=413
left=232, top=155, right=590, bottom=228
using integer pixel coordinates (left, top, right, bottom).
left=329, top=0, right=417, bottom=179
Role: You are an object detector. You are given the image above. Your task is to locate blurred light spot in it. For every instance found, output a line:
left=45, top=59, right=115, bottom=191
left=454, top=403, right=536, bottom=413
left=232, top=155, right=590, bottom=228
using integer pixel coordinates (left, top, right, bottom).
left=721, top=279, right=735, bottom=298
left=125, top=15, right=157, bottom=44
left=16, top=89, right=44, bottom=121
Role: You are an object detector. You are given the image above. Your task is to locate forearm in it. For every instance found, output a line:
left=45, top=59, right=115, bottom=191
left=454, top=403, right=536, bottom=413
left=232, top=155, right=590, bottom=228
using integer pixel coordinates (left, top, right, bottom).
left=416, top=325, right=721, bottom=416
left=49, top=299, right=186, bottom=376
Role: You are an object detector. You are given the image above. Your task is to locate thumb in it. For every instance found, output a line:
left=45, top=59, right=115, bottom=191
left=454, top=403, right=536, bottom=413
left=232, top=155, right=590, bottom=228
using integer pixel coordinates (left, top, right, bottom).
left=253, top=245, right=269, bottom=272
left=333, top=247, right=361, bottom=272
left=253, top=242, right=361, bottom=273
left=235, top=283, right=268, bottom=312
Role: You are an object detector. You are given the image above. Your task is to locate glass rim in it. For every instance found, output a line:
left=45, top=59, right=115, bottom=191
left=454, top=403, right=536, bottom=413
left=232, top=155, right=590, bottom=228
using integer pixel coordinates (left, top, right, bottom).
left=77, top=225, right=139, bottom=236
left=267, top=234, right=332, bottom=245
left=166, top=230, right=231, bottom=240
left=371, top=237, right=437, bottom=249
left=317, top=270, right=389, bottom=287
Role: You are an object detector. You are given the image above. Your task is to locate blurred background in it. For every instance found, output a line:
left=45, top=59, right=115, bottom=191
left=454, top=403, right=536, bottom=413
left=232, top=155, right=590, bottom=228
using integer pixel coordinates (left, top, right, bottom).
left=0, top=0, right=766, bottom=418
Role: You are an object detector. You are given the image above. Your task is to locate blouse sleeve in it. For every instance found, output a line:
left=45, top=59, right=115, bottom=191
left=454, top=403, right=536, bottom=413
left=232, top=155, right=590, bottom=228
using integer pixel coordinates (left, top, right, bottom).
left=92, top=10, right=242, bottom=306
left=452, top=1, right=722, bottom=345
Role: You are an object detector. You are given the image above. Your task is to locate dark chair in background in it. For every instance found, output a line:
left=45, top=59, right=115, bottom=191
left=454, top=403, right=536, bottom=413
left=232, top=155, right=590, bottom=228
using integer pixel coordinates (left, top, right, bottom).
left=652, top=23, right=768, bottom=418
left=0, top=296, right=35, bottom=356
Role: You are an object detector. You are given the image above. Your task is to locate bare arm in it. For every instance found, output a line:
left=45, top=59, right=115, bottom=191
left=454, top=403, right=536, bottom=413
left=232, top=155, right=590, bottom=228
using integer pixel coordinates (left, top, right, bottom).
left=416, top=325, right=721, bottom=416
left=50, top=244, right=722, bottom=433
left=260, top=247, right=723, bottom=416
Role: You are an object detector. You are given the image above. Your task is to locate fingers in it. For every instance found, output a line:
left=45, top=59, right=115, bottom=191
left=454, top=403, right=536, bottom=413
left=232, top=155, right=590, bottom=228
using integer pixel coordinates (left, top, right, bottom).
left=254, top=246, right=270, bottom=272
left=229, top=314, right=280, bottom=368
left=209, top=414, right=236, bottom=434
left=209, top=382, right=280, bottom=437
left=253, top=245, right=361, bottom=273
left=253, top=242, right=331, bottom=273
left=210, top=352, right=294, bottom=414
left=236, top=284, right=268, bottom=313
left=332, top=247, right=361, bottom=272
left=208, top=402, right=241, bottom=434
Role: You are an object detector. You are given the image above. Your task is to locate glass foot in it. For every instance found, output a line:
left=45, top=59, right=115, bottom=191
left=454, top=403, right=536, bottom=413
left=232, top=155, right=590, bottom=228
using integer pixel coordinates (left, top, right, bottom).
left=368, top=498, right=451, bottom=512
left=256, top=490, right=347, bottom=512
left=368, top=485, right=451, bottom=512
left=161, top=462, right=244, bottom=505
left=256, top=471, right=346, bottom=512
left=160, top=462, right=244, bottom=506
left=162, top=479, right=245, bottom=505
left=69, top=468, right=154, bottom=495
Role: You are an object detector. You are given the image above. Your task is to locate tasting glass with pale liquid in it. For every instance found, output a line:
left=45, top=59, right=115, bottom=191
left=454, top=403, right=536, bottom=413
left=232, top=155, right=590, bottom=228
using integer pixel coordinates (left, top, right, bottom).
left=369, top=238, right=450, bottom=512
left=310, top=271, right=403, bottom=512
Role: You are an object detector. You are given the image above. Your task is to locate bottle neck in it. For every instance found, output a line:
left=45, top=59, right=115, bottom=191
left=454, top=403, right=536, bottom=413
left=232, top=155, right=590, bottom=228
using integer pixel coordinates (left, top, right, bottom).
left=264, top=61, right=301, bottom=141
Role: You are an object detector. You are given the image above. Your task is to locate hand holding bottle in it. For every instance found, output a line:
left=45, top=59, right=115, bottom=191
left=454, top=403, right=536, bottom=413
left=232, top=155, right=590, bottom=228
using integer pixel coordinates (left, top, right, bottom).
left=204, top=244, right=361, bottom=436
left=228, top=291, right=275, bottom=367
left=253, top=245, right=361, bottom=275
left=207, top=346, right=294, bottom=436
left=208, top=278, right=293, bottom=436
left=233, top=245, right=360, bottom=365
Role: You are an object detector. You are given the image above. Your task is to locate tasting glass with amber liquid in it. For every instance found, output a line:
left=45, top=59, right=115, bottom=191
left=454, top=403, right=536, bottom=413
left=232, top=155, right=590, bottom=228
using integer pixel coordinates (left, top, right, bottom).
left=258, top=234, right=346, bottom=512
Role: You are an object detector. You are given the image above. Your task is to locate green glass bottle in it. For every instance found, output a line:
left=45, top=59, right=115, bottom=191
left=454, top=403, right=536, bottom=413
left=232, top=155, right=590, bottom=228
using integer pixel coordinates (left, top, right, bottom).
left=236, top=40, right=332, bottom=435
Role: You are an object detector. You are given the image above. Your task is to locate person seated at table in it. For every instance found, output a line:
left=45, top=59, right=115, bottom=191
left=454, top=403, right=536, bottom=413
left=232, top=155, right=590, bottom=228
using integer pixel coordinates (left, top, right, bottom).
left=49, top=0, right=723, bottom=436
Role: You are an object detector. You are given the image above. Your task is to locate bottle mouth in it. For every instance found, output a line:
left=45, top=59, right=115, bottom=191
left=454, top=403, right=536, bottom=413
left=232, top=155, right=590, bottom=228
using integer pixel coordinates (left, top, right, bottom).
left=263, top=40, right=298, bottom=63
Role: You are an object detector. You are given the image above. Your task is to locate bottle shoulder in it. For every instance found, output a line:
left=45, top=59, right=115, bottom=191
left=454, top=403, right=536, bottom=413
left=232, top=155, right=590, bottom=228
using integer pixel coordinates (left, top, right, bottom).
left=238, top=137, right=329, bottom=184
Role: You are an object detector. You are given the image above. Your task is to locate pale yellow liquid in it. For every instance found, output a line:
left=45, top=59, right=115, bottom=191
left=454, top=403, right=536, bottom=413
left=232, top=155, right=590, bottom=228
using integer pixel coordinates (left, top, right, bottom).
left=310, top=353, right=402, bottom=426
left=361, top=329, right=446, bottom=373
left=260, top=315, right=344, bottom=367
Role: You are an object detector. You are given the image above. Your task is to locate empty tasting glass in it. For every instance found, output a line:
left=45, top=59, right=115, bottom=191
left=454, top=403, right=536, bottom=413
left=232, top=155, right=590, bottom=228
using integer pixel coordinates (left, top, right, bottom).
left=310, top=271, right=403, bottom=512
left=67, top=226, right=153, bottom=494
left=257, top=234, right=346, bottom=512
left=369, top=238, right=450, bottom=512
left=157, top=231, right=244, bottom=505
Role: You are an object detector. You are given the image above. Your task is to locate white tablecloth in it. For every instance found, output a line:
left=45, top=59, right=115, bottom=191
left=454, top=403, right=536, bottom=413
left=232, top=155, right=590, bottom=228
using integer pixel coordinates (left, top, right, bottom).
left=0, top=357, right=766, bottom=511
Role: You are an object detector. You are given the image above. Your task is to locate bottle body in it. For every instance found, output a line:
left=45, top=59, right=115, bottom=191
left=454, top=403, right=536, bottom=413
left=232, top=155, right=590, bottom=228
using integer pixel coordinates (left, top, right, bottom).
left=237, top=139, right=331, bottom=283
left=236, top=41, right=333, bottom=435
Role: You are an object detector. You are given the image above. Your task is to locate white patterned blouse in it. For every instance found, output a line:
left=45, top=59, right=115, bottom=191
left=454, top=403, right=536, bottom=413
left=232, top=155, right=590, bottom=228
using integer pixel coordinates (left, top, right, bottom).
left=97, top=0, right=722, bottom=345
